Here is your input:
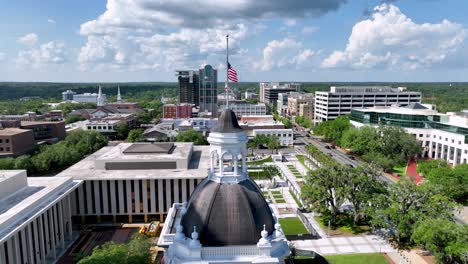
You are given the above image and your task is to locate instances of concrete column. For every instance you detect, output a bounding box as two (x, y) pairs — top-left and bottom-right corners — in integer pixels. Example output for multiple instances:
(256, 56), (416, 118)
(67, 195), (73, 241)
(126, 180), (132, 215)
(174, 179), (179, 203)
(43, 209), (50, 255)
(49, 208), (57, 259)
(78, 184), (85, 215)
(27, 224), (35, 264)
(181, 179), (187, 203)
(0, 243), (6, 264)
(165, 180), (172, 212)
(118, 180), (124, 214)
(33, 219), (40, 262)
(134, 180), (140, 214)
(189, 179), (195, 194)
(102, 180), (109, 214)
(158, 180), (164, 213)
(6, 238), (16, 264)
(58, 201), (65, 248)
(71, 189), (78, 216)
(150, 180), (156, 213)
(234, 158), (238, 175)
(242, 155), (247, 173)
(219, 157), (224, 175)
(110, 180), (117, 215)
(38, 216), (46, 264)
(85, 181), (93, 214)
(93, 181), (101, 215)
(142, 180), (148, 214)
(13, 234), (21, 264)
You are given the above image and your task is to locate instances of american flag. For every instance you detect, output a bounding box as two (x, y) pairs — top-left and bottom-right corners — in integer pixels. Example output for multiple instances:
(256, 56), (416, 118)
(228, 62), (238, 82)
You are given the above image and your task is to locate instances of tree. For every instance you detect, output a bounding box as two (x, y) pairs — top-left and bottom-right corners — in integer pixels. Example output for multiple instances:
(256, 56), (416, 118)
(247, 140), (257, 156)
(252, 134), (269, 148)
(412, 218), (468, 264)
(302, 165), (346, 225)
(176, 129), (207, 145)
(115, 122), (130, 140)
(421, 162), (468, 203)
(417, 159), (449, 176)
(127, 129), (145, 143)
(342, 165), (385, 224)
(313, 115), (351, 145)
(368, 178), (456, 248)
(65, 115), (85, 124)
(266, 135), (281, 154)
(136, 112), (152, 124)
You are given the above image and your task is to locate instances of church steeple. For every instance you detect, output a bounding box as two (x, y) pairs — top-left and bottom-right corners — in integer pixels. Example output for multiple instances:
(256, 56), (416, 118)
(97, 85), (105, 106)
(117, 85), (122, 103)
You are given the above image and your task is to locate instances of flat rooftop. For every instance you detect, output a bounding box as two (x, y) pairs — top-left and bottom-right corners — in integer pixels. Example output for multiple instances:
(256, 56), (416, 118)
(56, 144), (211, 180)
(96, 142), (191, 162)
(0, 170), (81, 243)
(0, 128), (31, 136)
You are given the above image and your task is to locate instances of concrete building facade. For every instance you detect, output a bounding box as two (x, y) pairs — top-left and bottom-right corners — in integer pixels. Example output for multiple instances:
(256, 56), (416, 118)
(0, 128), (35, 157)
(315, 86), (422, 123)
(287, 93), (314, 117)
(253, 128), (294, 146)
(229, 103), (267, 118)
(259, 82), (301, 104)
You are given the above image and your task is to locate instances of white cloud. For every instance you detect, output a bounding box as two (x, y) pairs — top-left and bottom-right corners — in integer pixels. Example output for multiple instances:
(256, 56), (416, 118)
(302, 26), (319, 34)
(284, 19), (297, 27)
(16, 41), (67, 69)
(322, 4), (467, 70)
(78, 0), (345, 72)
(18, 33), (38, 46)
(254, 38), (315, 71)
(47, 19), (56, 24)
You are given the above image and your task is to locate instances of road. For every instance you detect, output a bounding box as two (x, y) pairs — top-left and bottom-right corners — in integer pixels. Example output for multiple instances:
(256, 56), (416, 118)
(293, 129), (395, 184)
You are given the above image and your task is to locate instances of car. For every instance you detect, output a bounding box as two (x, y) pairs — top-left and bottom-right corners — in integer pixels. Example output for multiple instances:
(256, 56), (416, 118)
(330, 145), (336, 149)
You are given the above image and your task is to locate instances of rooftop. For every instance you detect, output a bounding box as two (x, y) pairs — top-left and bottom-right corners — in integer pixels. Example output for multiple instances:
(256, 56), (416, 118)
(0, 170), (81, 243)
(327, 86), (421, 94)
(0, 128), (31, 136)
(353, 104), (438, 115)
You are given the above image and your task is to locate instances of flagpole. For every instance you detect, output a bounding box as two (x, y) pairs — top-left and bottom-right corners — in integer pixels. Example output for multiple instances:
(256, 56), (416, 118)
(226, 34), (229, 109)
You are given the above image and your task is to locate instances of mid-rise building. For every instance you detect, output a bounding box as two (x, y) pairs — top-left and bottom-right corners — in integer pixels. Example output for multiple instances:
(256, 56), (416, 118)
(56, 142), (210, 223)
(350, 103), (468, 165)
(199, 65), (218, 115)
(243, 90), (259, 100)
(163, 104), (193, 119)
(299, 102), (314, 120)
(315, 86), (421, 123)
(259, 82), (301, 104)
(253, 128), (294, 146)
(21, 121), (66, 141)
(0, 170), (81, 264)
(0, 128), (35, 157)
(276, 92), (291, 115)
(229, 103), (267, 118)
(62, 90), (76, 101)
(176, 70), (200, 107)
(287, 93), (314, 116)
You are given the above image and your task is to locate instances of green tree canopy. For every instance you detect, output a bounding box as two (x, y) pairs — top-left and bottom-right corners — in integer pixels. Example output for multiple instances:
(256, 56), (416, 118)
(127, 129), (145, 143)
(175, 129), (207, 145)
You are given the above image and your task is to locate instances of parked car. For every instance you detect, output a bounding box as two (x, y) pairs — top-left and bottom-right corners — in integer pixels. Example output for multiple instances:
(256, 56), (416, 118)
(330, 145), (336, 149)
(324, 145), (331, 149)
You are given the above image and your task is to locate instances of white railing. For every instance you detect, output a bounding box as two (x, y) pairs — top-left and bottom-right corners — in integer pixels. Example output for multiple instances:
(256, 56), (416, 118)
(201, 246), (261, 258)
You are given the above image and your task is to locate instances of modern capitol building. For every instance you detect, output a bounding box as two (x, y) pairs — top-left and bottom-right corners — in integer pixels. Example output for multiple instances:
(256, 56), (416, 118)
(158, 109), (290, 263)
(350, 103), (468, 165)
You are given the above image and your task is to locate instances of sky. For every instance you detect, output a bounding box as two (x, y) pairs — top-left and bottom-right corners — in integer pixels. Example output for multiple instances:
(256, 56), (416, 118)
(1, 0), (468, 82)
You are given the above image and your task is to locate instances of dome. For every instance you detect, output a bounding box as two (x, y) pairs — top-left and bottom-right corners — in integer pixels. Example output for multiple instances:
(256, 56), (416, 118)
(180, 178), (275, 246)
(211, 109), (243, 133)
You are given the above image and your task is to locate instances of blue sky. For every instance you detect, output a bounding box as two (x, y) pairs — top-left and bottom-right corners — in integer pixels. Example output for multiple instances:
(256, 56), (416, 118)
(1, 0), (468, 82)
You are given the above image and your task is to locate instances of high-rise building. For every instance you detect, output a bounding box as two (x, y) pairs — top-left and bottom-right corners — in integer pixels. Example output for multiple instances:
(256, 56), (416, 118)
(199, 65), (218, 115)
(259, 82), (301, 104)
(176, 70), (199, 107)
(287, 93), (314, 116)
(314, 86), (422, 123)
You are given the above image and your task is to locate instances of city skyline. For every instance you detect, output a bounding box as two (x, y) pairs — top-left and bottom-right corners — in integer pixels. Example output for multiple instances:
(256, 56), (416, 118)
(1, 0), (468, 82)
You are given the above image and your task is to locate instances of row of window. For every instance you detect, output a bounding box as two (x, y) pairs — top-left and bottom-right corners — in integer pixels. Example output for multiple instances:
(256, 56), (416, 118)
(0, 138), (10, 143)
(0, 147), (11, 152)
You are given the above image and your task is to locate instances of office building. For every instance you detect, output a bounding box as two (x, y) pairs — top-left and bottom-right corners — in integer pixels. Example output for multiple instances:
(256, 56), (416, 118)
(199, 65), (218, 115)
(259, 82), (301, 104)
(243, 90), (259, 100)
(62, 90), (76, 101)
(21, 121), (66, 141)
(0, 170), (81, 264)
(0, 128), (35, 157)
(163, 104), (193, 119)
(56, 142), (210, 223)
(253, 129), (294, 146)
(158, 109), (289, 263)
(287, 93), (314, 117)
(299, 102), (314, 120)
(315, 86), (421, 123)
(229, 102), (267, 118)
(350, 103), (468, 165)
(276, 92), (291, 115)
(176, 70), (199, 107)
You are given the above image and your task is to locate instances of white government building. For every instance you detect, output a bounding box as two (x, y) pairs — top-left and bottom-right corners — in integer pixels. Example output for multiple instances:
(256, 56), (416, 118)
(158, 109), (290, 263)
(0, 171), (81, 264)
(350, 104), (468, 166)
(315, 86), (422, 123)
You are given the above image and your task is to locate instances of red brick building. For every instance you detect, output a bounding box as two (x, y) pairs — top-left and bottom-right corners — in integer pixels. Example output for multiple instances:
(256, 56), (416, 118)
(163, 104), (193, 119)
(0, 128), (35, 157)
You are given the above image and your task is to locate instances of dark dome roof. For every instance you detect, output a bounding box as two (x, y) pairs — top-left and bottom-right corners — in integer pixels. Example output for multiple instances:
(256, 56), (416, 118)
(211, 109), (243, 133)
(180, 178), (275, 246)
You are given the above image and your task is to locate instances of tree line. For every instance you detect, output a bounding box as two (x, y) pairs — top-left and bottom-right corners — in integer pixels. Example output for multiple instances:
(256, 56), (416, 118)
(0, 130), (107, 175)
(314, 116), (422, 171)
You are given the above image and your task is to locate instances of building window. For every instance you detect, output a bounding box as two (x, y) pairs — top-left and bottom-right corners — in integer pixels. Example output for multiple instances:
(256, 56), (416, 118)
(0, 139), (2, 143)
(419, 134), (423, 137)
(452, 139), (454, 143)
(0, 147), (3, 151)
(5, 139), (9, 143)
(6, 147), (10, 151)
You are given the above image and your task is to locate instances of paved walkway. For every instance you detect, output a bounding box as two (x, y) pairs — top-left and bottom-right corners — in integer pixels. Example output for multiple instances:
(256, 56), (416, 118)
(406, 158), (423, 184)
(293, 235), (395, 255)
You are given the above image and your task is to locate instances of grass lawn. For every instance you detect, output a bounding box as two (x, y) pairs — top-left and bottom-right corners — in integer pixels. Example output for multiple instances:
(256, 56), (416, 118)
(392, 164), (407, 176)
(272, 194), (284, 199)
(271, 190), (281, 194)
(279, 217), (308, 235)
(291, 254), (389, 264)
(316, 216), (370, 235)
(296, 154), (315, 171)
(246, 156), (273, 165)
(326, 253), (390, 264)
(248, 170), (272, 180)
(275, 198), (286, 203)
